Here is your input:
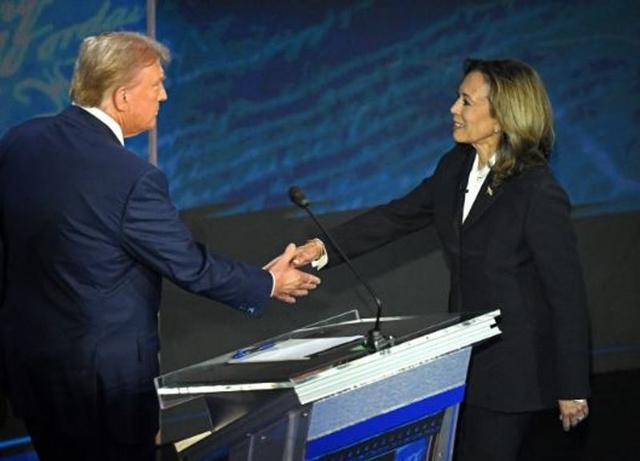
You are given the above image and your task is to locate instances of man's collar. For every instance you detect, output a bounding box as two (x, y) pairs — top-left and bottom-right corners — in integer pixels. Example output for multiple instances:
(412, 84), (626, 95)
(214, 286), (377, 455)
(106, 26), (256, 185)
(73, 103), (125, 146)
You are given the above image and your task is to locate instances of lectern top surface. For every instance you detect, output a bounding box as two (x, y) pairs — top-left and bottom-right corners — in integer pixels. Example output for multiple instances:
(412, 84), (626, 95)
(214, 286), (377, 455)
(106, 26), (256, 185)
(155, 312), (462, 391)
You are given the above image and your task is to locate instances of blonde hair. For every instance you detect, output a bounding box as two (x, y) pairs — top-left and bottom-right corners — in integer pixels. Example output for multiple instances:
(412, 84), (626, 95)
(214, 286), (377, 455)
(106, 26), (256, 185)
(69, 31), (170, 107)
(463, 59), (555, 187)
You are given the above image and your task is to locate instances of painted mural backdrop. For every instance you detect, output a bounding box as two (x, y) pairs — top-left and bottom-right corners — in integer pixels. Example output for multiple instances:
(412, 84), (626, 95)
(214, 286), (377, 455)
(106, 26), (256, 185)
(157, 0), (640, 216)
(2, 1), (639, 217)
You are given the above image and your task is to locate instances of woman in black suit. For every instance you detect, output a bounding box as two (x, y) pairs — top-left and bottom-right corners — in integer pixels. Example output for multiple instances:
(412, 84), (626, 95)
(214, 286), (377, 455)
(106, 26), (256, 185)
(289, 59), (591, 460)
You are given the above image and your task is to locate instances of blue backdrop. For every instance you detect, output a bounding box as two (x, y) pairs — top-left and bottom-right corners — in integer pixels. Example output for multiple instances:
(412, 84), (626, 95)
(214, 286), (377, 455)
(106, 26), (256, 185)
(156, 0), (640, 216)
(2, 0), (639, 217)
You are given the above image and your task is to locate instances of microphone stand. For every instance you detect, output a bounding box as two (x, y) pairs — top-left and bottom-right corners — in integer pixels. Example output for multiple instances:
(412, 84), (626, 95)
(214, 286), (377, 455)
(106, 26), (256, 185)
(289, 187), (393, 352)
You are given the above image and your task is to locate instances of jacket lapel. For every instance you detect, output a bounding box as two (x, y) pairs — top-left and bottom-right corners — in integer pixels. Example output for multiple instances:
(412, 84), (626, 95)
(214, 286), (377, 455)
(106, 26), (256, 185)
(463, 171), (504, 229)
(451, 150), (475, 236)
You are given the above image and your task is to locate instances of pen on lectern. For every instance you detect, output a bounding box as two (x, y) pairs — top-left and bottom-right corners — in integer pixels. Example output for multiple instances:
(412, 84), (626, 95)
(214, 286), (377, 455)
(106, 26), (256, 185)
(231, 341), (276, 360)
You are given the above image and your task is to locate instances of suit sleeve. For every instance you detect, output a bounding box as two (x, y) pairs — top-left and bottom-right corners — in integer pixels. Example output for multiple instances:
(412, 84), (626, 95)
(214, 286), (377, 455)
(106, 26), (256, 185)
(525, 177), (591, 398)
(121, 168), (272, 315)
(326, 169), (439, 266)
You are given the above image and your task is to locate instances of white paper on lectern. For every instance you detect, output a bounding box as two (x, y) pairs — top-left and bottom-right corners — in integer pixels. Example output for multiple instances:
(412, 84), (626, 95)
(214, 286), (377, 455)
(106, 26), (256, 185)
(227, 336), (363, 363)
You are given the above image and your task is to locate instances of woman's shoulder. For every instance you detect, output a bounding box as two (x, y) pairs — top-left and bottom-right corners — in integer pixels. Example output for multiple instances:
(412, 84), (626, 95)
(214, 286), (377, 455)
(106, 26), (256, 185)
(508, 164), (571, 206)
(511, 162), (558, 186)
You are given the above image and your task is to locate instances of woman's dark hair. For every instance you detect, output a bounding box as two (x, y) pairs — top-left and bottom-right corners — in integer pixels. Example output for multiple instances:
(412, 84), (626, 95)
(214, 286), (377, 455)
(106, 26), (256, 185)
(464, 59), (555, 187)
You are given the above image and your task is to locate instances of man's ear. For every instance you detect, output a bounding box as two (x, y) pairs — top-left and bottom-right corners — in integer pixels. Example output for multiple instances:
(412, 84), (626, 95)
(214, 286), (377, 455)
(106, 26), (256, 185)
(112, 87), (128, 112)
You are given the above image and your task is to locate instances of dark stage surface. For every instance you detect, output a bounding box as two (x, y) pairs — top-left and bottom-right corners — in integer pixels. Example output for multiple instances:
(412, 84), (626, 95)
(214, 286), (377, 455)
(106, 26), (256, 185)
(1, 368), (639, 460)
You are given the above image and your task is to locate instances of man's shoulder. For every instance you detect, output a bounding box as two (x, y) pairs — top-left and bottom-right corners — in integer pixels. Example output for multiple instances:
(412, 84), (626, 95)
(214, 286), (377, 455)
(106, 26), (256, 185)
(89, 139), (155, 184)
(2, 107), (100, 147)
(56, 106), (153, 172)
(112, 148), (156, 179)
(1, 113), (57, 143)
(0, 114), (62, 165)
(2, 108), (154, 180)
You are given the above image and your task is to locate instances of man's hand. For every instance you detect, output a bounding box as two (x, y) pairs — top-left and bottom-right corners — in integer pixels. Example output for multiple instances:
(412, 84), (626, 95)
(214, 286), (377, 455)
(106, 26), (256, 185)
(558, 399), (589, 431)
(267, 243), (321, 303)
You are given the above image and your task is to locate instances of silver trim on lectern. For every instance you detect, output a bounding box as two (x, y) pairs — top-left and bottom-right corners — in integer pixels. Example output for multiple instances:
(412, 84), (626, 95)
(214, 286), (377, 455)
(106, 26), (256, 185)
(292, 310), (500, 404)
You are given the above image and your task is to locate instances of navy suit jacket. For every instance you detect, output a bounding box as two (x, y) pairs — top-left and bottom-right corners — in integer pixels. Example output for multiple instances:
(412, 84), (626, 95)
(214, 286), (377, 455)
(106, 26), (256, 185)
(324, 143), (591, 412)
(0, 106), (272, 441)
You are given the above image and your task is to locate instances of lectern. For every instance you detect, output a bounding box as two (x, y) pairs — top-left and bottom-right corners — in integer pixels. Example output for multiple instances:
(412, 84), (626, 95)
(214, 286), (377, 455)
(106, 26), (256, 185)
(155, 310), (500, 460)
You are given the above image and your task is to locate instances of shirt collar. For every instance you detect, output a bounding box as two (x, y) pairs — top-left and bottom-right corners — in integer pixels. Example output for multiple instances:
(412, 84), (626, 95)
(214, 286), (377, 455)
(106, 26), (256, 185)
(74, 104), (125, 146)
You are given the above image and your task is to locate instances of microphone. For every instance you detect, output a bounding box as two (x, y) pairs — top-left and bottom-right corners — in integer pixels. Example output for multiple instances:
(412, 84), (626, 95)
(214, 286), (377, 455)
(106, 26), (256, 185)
(288, 186), (309, 208)
(288, 186), (393, 352)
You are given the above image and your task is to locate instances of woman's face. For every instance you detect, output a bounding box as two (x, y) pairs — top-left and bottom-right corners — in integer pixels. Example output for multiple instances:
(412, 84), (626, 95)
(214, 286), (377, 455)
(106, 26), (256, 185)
(450, 71), (501, 157)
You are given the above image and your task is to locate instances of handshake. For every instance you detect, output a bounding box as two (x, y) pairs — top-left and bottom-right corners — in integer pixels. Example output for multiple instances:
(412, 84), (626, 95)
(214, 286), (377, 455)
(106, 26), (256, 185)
(264, 240), (326, 304)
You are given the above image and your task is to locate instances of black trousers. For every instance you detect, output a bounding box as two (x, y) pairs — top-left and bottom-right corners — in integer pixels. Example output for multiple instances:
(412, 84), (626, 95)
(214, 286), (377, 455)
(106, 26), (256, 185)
(24, 418), (156, 461)
(454, 404), (534, 461)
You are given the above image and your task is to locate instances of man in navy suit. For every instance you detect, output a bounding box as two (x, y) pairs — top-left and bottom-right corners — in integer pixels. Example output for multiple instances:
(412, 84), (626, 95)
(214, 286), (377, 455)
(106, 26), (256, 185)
(0, 31), (320, 461)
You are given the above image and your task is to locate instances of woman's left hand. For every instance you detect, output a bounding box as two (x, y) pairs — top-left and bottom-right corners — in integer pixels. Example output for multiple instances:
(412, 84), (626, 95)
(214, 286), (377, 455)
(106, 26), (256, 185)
(558, 399), (589, 431)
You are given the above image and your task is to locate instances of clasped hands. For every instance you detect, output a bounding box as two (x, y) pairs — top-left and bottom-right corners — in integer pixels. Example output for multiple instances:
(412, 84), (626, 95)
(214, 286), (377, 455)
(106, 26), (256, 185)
(265, 242), (323, 303)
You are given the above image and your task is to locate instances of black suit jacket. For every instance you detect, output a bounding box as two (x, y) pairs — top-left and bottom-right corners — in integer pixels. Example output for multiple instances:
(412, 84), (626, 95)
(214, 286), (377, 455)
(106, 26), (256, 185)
(0, 106), (272, 441)
(325, 143), (590, 412)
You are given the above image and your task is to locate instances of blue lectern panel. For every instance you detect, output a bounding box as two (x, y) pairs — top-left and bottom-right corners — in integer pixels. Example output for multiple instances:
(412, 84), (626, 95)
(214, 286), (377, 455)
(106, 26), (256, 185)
(311, 413), (441, 461)
(305, 386), (464, 460)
